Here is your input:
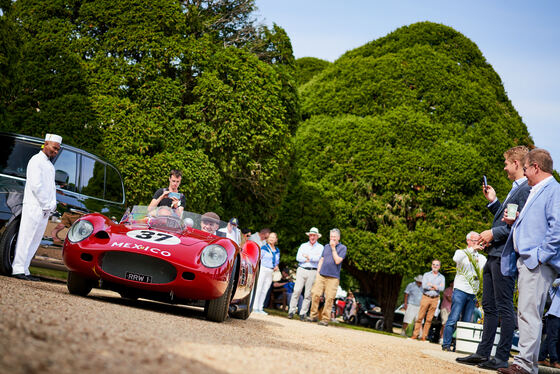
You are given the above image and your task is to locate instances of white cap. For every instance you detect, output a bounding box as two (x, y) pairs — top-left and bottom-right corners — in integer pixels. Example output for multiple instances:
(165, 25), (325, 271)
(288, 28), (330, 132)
(45, 133), (62, 144)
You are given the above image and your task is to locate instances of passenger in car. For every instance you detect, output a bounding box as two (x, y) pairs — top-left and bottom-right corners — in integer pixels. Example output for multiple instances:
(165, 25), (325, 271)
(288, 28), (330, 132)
(201, 212), (225, 237)
(12, 134), (62, 281)
(148, 170), (186, 217)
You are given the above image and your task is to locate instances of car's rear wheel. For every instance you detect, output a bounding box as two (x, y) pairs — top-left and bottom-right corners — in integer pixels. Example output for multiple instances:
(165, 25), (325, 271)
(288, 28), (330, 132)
(67, 271), (94, 296)
(231, 262), (259, 320)
(205, 259), (238, 322)
(0, 218), (20, 275)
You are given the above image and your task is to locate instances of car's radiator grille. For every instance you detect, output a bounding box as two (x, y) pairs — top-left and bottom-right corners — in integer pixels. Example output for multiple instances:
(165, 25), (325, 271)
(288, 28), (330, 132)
(101, 251), (177, 284)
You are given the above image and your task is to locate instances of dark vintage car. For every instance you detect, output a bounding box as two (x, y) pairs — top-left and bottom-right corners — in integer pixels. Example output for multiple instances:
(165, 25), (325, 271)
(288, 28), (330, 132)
(63, 206), (260, 322)
(0, 132), (126, 274)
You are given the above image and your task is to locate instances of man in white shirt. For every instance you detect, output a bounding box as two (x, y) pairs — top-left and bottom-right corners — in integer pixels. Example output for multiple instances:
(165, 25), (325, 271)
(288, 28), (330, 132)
(12, 134), (62, 281)
(442, 231), (487, 351)
(288, 227), (323, 320)
(218, 218), (241, 244)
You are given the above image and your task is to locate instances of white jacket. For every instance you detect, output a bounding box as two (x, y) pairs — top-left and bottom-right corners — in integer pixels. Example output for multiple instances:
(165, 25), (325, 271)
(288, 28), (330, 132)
(23, 151), (56, 212)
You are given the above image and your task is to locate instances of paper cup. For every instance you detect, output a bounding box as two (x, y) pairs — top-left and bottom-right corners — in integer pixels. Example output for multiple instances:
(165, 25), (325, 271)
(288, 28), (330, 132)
(507, 203), (518, 219)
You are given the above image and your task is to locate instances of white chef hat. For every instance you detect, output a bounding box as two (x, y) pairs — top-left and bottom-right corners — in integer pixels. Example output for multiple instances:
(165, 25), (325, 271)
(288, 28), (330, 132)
(45, 133), (62, 144)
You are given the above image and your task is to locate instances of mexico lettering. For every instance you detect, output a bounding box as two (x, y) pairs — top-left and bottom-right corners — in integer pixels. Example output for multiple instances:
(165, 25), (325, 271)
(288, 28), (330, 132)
(111, 241), (171, 257)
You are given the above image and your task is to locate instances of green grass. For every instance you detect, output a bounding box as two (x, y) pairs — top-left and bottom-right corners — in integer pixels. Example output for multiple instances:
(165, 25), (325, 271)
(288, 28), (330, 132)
(30, 266), (67, 281)
(263, 307), (405, 337)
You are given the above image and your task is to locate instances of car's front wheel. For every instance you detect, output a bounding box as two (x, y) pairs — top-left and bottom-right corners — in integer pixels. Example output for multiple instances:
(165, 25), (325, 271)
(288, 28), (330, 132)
(67, 271), (94, 296)
(205, 259), (238, 322)
(0, 218), (20, 275)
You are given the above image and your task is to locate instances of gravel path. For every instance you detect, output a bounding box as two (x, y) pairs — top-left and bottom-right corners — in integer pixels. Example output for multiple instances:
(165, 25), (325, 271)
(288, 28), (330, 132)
(0, 276), (490, 374)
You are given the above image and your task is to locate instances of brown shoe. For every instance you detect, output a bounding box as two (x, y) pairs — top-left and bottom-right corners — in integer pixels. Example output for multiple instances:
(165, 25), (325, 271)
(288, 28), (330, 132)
(497, 364), (530, 374)
(552, 362), (560, 369)
(537, 360), (550, 367)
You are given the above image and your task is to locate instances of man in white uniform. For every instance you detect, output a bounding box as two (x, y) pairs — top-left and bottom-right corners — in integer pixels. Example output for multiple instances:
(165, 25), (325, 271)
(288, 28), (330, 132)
(12, 134), (61, 281)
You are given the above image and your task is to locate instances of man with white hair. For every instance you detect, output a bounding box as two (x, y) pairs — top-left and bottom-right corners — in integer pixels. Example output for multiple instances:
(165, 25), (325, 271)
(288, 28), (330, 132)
(441, 231), (487, 351)
(12, 134), (62, 281)
(288, 227), (323, 320)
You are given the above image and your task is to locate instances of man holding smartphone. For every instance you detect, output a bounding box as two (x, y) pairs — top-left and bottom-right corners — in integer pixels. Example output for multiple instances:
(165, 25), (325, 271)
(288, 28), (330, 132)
(148, 169), (186, 217)
(457, 146), (531, 370)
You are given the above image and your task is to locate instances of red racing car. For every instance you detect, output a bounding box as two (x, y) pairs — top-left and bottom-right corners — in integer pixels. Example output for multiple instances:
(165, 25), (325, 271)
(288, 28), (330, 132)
(62, 206), (260, 322)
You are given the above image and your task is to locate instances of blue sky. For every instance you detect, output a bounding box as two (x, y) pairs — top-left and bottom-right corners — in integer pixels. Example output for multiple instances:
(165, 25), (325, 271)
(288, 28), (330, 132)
(255, 0), (560, 169)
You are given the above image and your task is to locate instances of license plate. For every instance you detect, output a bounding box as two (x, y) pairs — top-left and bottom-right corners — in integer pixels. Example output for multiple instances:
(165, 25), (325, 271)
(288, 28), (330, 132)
(125, 271), (152, 283)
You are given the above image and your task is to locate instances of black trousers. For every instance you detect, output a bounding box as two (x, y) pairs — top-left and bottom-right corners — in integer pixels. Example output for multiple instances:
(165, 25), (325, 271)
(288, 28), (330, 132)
(476, 255), (516, 361)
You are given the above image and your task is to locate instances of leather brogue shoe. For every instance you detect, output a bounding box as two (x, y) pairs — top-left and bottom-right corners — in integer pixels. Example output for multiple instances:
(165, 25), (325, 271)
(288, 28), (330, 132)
(497, 363), (530, 374)
(456, 353), (489, 365)
(477, 358), (508, 370)
(26, 275), (41, 282)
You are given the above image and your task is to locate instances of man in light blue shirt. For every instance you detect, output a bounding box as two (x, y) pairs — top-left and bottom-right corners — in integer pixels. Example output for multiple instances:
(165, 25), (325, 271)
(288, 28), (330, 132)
(411, 259), (445, 340)
(401, 275), (423, 335)
(288, 227), (323, 320)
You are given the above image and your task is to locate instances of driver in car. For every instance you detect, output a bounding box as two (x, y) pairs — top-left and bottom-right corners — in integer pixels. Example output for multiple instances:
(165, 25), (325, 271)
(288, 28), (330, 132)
(201, 212), (226, 237)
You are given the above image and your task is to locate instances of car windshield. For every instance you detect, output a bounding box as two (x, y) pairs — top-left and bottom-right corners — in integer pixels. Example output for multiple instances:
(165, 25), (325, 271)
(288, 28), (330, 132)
(120, 206), (228, 235)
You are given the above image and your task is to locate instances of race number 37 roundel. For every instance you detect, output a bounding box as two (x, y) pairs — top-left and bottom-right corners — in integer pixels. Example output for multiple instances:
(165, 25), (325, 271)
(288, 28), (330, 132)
(126, 230), (181, 245)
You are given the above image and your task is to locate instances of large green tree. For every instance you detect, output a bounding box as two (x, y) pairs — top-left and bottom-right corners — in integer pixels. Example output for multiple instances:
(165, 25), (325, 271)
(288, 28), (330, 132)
(281, 22), (532, 330)
(0, 0), (297, 220)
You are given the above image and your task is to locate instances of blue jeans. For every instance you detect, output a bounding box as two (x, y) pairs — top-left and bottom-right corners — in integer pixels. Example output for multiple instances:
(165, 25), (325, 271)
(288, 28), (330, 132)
(442, 288), (476, 348)
(538, 315), (560, 363)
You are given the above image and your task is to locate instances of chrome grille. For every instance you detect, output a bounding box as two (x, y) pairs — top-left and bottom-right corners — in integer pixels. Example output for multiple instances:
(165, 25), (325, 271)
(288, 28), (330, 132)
(101, 251), (177, 284)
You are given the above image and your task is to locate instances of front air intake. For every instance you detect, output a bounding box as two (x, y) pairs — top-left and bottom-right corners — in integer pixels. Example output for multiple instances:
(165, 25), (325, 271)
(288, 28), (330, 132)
(101, 251), (177, 284)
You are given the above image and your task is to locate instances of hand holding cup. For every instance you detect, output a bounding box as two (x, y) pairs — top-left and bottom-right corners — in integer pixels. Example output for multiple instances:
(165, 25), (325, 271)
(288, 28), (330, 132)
(502, 205), (519, 225)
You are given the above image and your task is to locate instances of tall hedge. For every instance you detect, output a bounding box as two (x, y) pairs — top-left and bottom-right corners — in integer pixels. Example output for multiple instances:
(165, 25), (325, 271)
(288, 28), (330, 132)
(281, 22), (532, 330)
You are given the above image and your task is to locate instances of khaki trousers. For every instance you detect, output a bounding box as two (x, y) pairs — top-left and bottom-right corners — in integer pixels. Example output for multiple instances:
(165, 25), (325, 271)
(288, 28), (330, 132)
(310, 274), (339, 322)
(412, 294), (439, 339)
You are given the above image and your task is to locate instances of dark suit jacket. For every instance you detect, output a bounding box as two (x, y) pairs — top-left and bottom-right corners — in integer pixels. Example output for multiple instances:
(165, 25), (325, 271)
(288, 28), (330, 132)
(486, 180), (531, 257)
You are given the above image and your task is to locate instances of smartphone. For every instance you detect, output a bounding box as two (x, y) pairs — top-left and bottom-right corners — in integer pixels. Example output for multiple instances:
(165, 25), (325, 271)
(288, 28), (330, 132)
(483, 175), (488, 189)
(168, 192), (181, 199)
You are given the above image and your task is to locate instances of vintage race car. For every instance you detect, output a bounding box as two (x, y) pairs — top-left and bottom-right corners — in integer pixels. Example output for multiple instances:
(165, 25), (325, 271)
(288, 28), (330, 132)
(62, 206), (260, 322)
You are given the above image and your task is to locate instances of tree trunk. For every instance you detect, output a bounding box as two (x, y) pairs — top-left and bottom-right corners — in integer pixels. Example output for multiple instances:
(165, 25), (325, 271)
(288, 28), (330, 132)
(344, 264), (402, 333)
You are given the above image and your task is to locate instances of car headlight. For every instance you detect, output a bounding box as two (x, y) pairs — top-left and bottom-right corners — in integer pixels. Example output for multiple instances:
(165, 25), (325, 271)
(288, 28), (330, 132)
(68, 220), (94, 243)
(200, 244), (228, 268)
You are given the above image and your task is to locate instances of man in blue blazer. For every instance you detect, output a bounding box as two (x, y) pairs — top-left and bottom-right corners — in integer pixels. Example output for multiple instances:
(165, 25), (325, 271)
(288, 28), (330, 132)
(457, 146), (531, 370)
(498, 149), (560, 374)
